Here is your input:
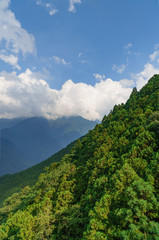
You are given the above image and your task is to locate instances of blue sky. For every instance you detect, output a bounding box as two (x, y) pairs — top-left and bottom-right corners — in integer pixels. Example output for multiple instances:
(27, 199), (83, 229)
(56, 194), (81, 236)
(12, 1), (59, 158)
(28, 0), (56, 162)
(0, 0), (159, 120)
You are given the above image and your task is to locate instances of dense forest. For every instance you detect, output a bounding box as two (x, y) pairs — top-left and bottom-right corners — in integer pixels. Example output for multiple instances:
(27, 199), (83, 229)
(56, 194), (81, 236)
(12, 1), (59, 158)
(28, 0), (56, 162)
(0, 75), (159, 239)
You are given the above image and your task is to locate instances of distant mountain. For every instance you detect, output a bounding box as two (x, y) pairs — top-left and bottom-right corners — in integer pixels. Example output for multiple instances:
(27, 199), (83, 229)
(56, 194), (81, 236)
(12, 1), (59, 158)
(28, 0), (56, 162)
(0, 118), (25, 129)
(0, 138), (24, 175)
(0, 140), (76, 206)
(0, 116), (97, 175)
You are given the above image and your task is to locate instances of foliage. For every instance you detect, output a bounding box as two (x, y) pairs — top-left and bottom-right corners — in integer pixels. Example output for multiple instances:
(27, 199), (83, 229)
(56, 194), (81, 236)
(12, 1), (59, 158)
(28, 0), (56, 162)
(0, 141), (76, 207)
(0, 75), (159, 239)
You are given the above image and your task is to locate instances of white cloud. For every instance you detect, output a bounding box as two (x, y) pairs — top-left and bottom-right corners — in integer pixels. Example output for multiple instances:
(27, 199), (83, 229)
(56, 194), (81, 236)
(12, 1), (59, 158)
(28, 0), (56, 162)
(112, 64), (126, 74)
(69, 0), (81, 12)
(0, 69), (132, 121)
(120, 79), (134, 88)
(132, 63), (159, 90)
(0, 0), (36, 55)
(0, 51), (21, 70)
(36, 0), (81, 14)
(0, 0), (36, 70)
(53, 56), (69, 65)
(149, 50), (159, 62)
(93, 73), (106, 81)
(36, 1), (58, 15)
(133, 47), (159, 89)
(49, 9), (58, 16)
(0, 0), (10, 10)
(0, 53), (20, 70)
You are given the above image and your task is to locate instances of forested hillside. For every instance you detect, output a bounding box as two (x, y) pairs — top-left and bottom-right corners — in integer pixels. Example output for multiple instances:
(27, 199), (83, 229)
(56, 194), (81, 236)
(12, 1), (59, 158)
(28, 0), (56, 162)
(0, 75), (158, 239)
(0, 140), (76, 207)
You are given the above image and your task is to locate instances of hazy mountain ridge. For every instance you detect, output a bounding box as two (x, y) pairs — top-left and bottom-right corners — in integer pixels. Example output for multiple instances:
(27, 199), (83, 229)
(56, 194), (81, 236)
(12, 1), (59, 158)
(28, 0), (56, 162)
(0, 118), (26, 130)
(0, 116), (97, 175)
(0, 75), (158, 239)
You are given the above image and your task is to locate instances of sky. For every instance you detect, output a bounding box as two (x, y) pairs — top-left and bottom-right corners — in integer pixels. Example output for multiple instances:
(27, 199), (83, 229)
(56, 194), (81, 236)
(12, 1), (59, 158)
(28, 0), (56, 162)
(0, 0), (159, 121)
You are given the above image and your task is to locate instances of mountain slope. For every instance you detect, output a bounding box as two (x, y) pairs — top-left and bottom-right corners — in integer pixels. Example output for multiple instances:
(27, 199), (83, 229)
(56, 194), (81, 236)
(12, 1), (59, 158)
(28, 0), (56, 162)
(0, 116), (97, 175)
(0, 75), (158, 239)
(0, 138), (24, 175)
(0, 118), (25, 130)
(0, 140), (76, 207)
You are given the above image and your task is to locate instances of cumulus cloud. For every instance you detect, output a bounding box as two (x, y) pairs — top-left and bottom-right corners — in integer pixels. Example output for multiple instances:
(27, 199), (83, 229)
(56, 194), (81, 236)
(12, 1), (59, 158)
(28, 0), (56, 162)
(69, 0), (82, 12)
(119, 79), (134, 88)
(0, 69), (132, 120)
(0, 52), (21, 70)
(133, 47), (159, 89)
(0, 0), (35, 55)
(132, 63), (159, 90)
(148, 45), (159, 63)
(149, 50), (159, 62)
(1, 60), (157, 121)
(0, 0), (36, 70)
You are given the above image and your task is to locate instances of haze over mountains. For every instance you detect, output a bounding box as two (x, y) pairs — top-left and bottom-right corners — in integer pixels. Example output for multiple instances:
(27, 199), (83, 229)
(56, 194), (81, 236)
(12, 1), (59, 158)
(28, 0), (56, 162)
(0, 116), (97, 176)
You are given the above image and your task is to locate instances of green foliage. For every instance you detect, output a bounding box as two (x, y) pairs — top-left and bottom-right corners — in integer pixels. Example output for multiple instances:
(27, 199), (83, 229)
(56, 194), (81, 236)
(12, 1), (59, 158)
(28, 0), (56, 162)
(0, 140), (75, 207)
(0, 75), (159, 239)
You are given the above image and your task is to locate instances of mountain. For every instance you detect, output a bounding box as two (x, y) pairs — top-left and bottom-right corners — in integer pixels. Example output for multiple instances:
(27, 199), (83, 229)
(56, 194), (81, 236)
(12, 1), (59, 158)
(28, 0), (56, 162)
(0, 140), (76, 207)
(0, 116), (97, 175)
(0, 75), (158, 239)
(0, 138), (24, 175)
(0, 118), (25, 130)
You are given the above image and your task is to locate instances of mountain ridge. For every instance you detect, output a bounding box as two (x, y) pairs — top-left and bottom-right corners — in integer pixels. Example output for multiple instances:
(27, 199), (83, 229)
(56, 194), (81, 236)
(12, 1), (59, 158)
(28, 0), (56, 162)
(0, 116), (97, 175)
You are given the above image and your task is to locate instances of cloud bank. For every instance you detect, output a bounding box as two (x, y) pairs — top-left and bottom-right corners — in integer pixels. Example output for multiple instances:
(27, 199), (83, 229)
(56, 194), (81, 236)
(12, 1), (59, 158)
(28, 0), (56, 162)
(0, 69), (132, 121)
(0, 59), (158, 121)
